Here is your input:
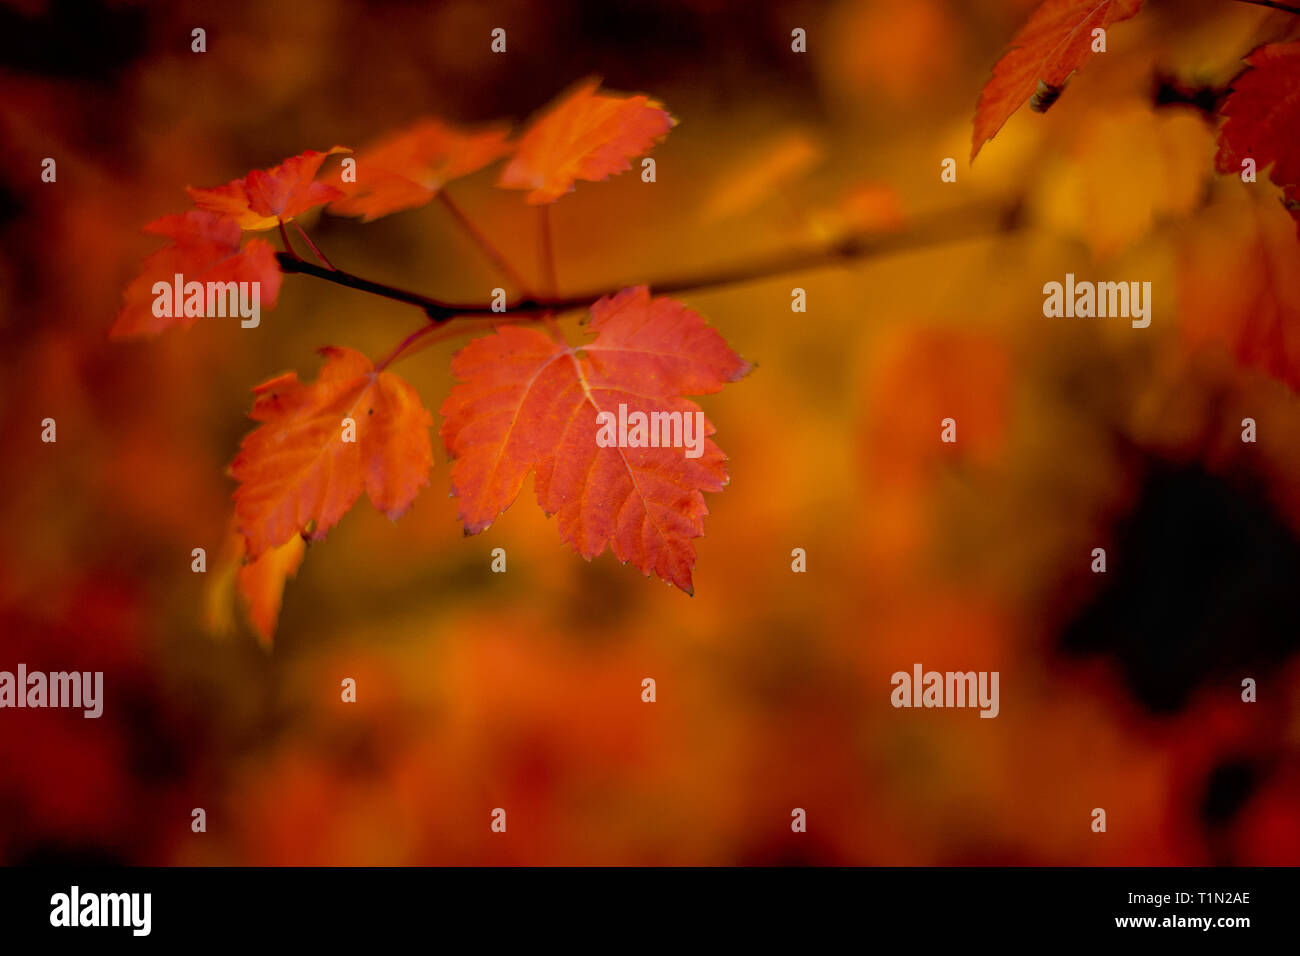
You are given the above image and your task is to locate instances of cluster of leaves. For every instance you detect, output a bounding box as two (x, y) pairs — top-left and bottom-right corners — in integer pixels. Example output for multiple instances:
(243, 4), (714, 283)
(115, 1), (1300, 642)
(973, 0), (1300, 235)
(973, 0), (1300, 386)
(113, 79), (747, 640)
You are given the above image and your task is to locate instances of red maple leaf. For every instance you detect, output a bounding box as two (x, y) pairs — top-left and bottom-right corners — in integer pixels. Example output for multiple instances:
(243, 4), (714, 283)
(189, 146), (351, 231)
(440, 287), (751, 594)
(497, 79), (675, 204)
(1216, 41), (1300, 230)
(109, 210), (282, 339)
(329, 119), (513, 222)
(971, 0), (1145, 160)
(232, 346), (434, 559)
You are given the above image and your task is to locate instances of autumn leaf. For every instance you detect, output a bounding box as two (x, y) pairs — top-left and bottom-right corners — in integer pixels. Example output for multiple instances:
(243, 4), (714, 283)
(205, 524), (306, 644)
(232, 346), (434, 559)
(700, 130), (823, 224)
(828, 183), (907, 237)
(497, 79), (675, 204)
(1029, 101), (1213, 257)
(109, 210), (283, 339)
(189, 146), (351, 231)
(1215, 41), (1300, 227)
(440, 287), (750, 593)
(1179, 189), (1300, 389)
(972, 0), (1145, 160)
(238, 533), (307, 644)
(328, 119), (513, 222)
(858, 326), (1010, 563)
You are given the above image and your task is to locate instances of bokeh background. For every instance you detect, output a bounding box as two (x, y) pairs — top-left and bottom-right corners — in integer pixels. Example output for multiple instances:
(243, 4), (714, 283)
(3, 0), (1300, 864)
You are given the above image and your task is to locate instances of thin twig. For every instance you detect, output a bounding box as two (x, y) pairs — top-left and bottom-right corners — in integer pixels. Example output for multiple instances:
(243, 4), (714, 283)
(275, 253), (504, 319)
(1229, 0), (1300, 14)
(276, 197), (1025, 326)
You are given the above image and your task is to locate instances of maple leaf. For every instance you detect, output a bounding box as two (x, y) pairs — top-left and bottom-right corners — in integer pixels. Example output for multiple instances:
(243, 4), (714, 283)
(1215, 41), (1300, 228)
(971, 0), (1145, 160)
(497, 79), (676, 204)
(188, 146), (351, 231)
(232, 346), (434, 559)
(109, 210), (283, 339)
(440, 287), (751, 593)
(328, 119), (514, 222)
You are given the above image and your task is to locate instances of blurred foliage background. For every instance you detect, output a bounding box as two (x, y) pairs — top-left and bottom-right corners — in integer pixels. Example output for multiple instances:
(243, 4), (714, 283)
(2, 0), (1299, 864)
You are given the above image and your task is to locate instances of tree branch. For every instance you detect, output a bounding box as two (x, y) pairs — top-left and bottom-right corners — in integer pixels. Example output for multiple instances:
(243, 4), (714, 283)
(1229, 0), (1300, 15)
(275, 197), (1025, 325)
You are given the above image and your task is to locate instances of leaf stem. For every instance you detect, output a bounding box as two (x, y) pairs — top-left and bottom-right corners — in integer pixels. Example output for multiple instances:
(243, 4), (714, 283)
(374, 319), (475, 372)
(537, 204), (567, 343)
(277, 219), (297, 257)
(436, 189), (533, 293)
(293, 221), (337, 271)
(539, 204), (559, 296)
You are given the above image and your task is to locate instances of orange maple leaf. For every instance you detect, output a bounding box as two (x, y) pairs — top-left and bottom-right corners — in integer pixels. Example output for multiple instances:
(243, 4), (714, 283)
(971, 0), (1144, 160)
(1216, 41), (1300, 228)
(329, 119), (513, 222)
(110, 211), (283, 339)
(497, 79), (675, 204)
(189, 146), (351, 231)
(440, 287), (751, 594)
(232, 346), (434, 559)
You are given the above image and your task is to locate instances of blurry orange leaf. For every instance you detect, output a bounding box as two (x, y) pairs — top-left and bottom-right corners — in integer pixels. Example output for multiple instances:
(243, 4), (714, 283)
(189, 146), (350, 231)
(858, 327), (1010, 563)
(232, 346), (434, 559)
(862, 326), (1011, 488)
(497, 80), (675, 204)
(972, 0), (1144, 160)
(701, 130), (823, 223)
(1031, 102), (1213, 257)
(329, 119), (514, 222)
(440, 287), (750, 593)
(1179, 192), (1300, 389)
(1215, 41), (1300, 227)
(109, 211), (282, 339)
(837, 183), (907, 234)
(238, 533), (307, 644)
